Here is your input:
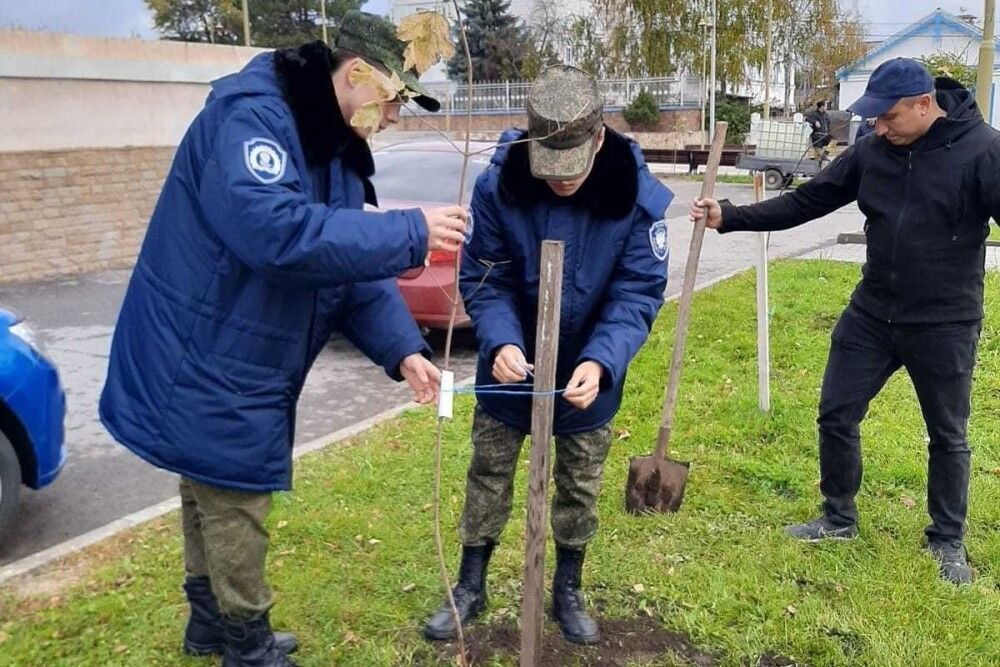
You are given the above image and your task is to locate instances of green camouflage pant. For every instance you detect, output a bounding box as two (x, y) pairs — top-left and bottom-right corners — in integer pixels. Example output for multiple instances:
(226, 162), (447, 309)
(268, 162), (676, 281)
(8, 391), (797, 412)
(460, 405), (613, 550)
(180, 477), (273, 619)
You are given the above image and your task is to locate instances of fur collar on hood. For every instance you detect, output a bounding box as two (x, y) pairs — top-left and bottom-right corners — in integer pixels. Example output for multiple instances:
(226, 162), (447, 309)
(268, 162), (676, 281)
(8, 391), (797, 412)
(498, 127), (639, 220)
(272, 41), (374, 179)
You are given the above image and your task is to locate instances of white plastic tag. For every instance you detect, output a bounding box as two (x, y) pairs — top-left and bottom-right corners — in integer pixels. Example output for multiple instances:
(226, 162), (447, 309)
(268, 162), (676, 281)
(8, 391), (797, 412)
(438, 370), (455, 419)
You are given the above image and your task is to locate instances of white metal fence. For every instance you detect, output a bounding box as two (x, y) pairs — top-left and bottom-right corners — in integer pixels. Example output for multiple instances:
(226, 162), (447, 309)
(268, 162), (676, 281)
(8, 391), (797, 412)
(416, 76), (704, 113)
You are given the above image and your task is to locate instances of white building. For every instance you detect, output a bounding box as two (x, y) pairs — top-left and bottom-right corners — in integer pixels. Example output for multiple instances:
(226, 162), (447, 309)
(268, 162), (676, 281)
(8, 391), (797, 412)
(836, 9), (1000, 127)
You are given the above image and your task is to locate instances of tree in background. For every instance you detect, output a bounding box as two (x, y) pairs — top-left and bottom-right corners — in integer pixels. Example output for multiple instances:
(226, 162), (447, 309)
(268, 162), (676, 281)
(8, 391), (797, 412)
(146, 0), (362, 47)
(146, 0), (242, 43)
(593, 0), (867, 101)
(447, 0), (530, 81)
(918, 52), (977, 89)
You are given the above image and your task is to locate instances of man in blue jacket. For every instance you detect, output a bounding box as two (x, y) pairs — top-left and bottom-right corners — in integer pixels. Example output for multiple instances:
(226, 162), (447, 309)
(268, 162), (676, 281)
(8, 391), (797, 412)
(100, 12), (467, 667)
(423, 66), (674, 644)
(692, 58), (1000, 585)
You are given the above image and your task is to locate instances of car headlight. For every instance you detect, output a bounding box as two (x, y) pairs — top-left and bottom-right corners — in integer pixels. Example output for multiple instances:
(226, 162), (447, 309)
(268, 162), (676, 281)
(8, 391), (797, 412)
(9, 320), (45, 354)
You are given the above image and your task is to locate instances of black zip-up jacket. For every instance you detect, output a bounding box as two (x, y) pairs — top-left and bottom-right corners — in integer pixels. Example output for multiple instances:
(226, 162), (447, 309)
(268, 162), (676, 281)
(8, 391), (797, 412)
(720, 78), (1000, 323)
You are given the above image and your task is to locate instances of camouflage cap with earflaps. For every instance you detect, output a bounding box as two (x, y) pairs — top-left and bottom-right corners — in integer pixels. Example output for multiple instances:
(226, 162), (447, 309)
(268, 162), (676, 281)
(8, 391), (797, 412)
(335, 10), (440, 112)
(527, 65), (605, 180)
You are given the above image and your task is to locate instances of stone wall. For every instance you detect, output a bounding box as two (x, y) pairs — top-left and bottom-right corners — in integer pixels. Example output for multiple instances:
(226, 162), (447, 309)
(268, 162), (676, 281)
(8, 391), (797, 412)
(0, 147), (174, 283)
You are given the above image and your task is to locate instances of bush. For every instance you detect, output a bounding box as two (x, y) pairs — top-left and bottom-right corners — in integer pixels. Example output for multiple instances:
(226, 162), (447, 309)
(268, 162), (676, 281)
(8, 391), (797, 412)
(623, 89), (660, 129)
(712, 99), (753, 145)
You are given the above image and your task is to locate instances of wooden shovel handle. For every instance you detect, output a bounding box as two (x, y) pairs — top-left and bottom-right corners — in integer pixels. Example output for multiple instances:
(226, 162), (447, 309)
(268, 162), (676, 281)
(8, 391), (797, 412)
(654, 122), (729, 462)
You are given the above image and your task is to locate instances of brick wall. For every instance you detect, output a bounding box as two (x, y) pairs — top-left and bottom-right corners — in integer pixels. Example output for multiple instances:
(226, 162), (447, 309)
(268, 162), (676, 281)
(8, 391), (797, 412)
(0, 147), (174, 284)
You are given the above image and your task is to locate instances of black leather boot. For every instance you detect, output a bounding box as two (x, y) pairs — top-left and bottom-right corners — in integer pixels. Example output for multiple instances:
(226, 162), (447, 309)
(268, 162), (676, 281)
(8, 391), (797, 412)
(182, 577), (297, 656)
(423, 542), (495, 640)
(551, 547), (599, 645)
(222, 613), (299, 667)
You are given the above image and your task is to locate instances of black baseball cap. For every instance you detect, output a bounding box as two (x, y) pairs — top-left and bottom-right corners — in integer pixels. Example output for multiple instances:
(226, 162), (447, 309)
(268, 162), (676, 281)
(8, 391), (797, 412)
(847, 57), (934, 119)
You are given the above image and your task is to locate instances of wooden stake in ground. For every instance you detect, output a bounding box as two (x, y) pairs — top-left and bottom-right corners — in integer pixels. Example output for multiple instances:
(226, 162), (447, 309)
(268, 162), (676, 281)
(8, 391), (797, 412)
(520, 241), (565, 666)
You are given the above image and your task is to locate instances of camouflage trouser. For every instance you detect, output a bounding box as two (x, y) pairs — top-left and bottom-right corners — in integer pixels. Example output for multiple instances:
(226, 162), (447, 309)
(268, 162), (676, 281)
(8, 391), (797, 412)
(460, 405), (613, 550)
(180, 477), (273, 619)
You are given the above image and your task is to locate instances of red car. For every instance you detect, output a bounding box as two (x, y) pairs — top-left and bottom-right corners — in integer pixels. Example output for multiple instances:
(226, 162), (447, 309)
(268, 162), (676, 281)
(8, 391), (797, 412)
(370, 140), (495, 329)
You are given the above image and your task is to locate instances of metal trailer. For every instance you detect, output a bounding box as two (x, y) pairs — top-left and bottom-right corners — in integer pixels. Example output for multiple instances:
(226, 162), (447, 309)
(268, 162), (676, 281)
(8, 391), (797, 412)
(735, 153), (820, 189)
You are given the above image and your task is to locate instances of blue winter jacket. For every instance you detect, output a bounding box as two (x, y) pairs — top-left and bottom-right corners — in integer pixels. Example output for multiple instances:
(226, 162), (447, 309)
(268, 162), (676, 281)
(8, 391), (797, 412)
(460, 128), (673, 434)
(100, 45), (430, 492)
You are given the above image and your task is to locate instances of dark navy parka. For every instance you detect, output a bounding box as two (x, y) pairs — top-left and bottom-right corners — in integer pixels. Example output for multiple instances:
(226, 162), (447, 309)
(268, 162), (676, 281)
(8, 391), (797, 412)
(100, 44), (430, 491)
(460, 128), (674, 434)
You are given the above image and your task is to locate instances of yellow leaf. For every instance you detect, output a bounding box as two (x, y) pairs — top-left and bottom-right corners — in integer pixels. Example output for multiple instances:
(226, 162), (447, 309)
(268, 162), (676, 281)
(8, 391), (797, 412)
(402, 583), (416, 593)
(348, 60), (403, 103)
(0, 631), (8, 644)
(632, 583), (645, 593)
(276, 520), (288, 530)
(397, 11), (454, 76)
(350, 101), (382, 134)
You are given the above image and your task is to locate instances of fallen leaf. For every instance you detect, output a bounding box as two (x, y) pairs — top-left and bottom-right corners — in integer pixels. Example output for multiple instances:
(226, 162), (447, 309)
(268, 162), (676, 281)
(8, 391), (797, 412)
(632, 583), (645, 593)
(397, 11), (455, 75)
(276, 520), (288, 530)
(786, 605), (797, 616)
(616, 429), (631, 441)
(835, 583), (845, 594)
(0, 631), (8, 644)
(343, 630), (360, 644)
(901, 495), (916, 509)
(402, 583), (416, 593)
(368, 538), (382, 545)
(990, 467), (1000, 476)
(114, 644), (128, 654)
(422, 503), (433, 511)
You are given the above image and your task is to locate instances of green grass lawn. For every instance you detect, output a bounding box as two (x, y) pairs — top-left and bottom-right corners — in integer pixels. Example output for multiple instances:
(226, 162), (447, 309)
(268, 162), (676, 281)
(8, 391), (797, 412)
(2, 261), (999, 666)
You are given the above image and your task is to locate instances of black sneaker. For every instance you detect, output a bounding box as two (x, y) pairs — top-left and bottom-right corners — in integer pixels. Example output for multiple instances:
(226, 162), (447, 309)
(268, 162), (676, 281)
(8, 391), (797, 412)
(785, 516), (858, 542)
(928, 540), (973, 585)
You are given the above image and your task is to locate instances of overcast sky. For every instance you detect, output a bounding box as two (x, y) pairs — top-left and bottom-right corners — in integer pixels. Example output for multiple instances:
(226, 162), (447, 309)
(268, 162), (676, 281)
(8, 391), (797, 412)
(0, 0), (992, 41)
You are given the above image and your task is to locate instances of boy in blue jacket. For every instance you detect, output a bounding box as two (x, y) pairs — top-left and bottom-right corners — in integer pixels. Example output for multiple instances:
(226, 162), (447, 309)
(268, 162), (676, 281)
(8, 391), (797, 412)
(424, 65), (673, 645)
(100, 12), (467, 667)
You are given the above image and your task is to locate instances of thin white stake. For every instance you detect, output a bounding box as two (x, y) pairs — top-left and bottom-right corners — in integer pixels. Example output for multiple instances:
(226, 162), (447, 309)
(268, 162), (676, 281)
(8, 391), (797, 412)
(754, 172), (771, 412)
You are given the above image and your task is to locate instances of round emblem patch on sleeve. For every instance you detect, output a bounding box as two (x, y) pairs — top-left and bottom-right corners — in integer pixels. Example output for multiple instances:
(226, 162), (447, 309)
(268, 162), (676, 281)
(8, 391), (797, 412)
(648, 219), (668, 261)
(243, 137), (287, 184)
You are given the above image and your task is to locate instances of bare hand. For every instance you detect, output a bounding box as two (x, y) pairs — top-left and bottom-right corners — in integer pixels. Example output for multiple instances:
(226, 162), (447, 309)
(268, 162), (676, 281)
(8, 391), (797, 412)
(689, 198), (723, 229)
(563, 361), (603, 410)
(422, 206), (469, 253)
(399, 353), (440, 405)
(492, 344), (533, 384)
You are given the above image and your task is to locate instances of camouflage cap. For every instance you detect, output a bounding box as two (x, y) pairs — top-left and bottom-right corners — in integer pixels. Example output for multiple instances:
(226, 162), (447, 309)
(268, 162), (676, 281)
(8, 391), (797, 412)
(527, 65), (604, 180)
(335, 10), (440, 112)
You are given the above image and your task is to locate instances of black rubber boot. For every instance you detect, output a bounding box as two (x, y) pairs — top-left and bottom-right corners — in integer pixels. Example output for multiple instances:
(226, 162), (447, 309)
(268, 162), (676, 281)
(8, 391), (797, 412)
(182, 577), (297, 657)
(221, 613), (299, 667)
(551, 547), (599, 645)
(423, 542), (495, 640)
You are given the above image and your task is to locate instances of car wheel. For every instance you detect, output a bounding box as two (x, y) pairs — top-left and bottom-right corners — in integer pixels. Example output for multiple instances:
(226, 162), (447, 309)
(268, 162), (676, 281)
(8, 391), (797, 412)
(764, 168), (784, 189)
(0, 432), (22, 541)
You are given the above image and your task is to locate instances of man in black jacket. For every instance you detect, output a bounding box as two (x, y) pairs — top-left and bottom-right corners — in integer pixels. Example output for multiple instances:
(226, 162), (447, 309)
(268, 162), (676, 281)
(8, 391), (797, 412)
(805, 99), (833, 161)
(691, 57), (999, 585)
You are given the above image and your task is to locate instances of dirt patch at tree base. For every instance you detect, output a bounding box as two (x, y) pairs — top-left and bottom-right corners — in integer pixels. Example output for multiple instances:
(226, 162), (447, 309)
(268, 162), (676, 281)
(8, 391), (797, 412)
(433, 615), (802, 666)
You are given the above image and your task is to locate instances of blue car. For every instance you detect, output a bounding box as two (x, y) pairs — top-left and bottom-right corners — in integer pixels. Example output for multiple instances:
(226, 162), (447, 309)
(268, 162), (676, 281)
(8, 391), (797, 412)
(0, 306), (66, 541)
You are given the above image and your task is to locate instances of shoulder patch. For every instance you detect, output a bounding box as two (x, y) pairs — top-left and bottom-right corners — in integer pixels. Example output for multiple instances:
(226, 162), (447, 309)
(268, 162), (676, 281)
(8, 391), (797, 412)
(243, 137), (287, 184)
(648, 219), (668, 261)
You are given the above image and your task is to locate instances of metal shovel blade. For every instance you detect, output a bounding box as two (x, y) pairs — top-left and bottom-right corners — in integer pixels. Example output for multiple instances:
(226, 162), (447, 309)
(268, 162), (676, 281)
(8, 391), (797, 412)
(625, 454), (690, 514)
